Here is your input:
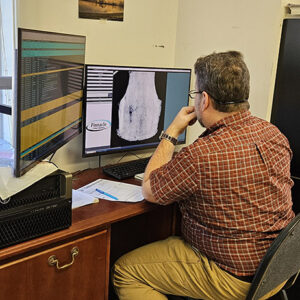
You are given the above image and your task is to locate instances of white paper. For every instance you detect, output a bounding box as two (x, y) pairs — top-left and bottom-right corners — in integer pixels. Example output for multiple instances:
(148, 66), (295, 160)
(0, 162), (58, 201)
(78, 178), (144, 203)
(134, 173), (144, 180)
(72, 189), (99, 209)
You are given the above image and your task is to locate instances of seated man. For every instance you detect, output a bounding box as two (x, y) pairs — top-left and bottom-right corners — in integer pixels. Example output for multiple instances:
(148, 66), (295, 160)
(112, 51), (295, 300)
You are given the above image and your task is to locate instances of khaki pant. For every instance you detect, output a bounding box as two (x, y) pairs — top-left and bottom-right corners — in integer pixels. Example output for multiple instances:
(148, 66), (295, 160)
(112, 236), (284, 300)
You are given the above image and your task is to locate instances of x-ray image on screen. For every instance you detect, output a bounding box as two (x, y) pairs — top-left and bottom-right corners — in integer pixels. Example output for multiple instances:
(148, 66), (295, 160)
(83, 65), (191, 157)
(117, 71), (162, 141)
(110, 70), (166, 148)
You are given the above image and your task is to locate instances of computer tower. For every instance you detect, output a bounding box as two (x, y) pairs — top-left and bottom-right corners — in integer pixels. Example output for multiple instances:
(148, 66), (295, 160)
(0, 170), (72, 249)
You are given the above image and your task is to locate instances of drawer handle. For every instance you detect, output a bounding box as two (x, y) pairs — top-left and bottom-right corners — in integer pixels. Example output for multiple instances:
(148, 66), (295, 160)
(48, 246), (79, 270)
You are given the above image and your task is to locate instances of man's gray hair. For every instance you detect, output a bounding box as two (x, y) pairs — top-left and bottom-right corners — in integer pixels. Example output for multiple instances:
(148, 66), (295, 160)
(194, 51), (250, 112)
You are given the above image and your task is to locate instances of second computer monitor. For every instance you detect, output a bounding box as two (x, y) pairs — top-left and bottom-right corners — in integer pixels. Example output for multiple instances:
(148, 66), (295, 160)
(15, 28), (86, 177)
(83, 65), (191, 157)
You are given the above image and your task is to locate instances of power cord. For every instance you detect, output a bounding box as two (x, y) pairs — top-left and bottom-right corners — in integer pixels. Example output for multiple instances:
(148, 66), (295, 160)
(116, 152), (142, 164)
(47, 151), (58, 168)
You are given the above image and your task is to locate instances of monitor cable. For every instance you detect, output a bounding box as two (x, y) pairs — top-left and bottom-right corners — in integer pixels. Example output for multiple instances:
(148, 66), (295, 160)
(116, 152), (143, 164)
(48, 151), (58, 169)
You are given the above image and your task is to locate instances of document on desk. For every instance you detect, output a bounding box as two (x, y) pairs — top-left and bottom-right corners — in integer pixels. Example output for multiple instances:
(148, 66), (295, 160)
(72, 189), (99, 209)
(78, 179), (144, 203)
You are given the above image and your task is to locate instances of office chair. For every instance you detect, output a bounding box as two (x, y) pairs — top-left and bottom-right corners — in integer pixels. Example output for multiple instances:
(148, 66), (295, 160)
(245, 213), (300, 300)
(170, 213), (300, 300)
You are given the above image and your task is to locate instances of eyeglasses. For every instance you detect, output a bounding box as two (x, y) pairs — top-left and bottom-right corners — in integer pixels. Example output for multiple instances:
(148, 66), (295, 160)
(189, 90), (203, 99)
(189, 89), (248, 104)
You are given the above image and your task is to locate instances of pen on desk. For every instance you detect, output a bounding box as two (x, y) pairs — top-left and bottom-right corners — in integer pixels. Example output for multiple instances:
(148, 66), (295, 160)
(95, 188), (119, 200)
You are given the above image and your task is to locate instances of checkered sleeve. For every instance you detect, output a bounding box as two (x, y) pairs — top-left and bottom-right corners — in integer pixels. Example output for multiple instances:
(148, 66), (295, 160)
(150, 147), (197, 205)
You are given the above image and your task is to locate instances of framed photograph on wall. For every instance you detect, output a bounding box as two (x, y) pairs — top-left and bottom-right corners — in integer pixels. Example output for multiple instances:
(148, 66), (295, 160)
(79, 0), (124, 21)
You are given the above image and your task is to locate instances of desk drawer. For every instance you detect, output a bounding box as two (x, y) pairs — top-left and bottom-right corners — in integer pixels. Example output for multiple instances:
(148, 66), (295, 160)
(0, 229), (110, 300)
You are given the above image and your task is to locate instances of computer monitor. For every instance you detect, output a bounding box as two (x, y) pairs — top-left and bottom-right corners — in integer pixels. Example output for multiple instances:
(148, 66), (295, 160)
(15, 28), (86, 177)
(82, 65), (191, 157)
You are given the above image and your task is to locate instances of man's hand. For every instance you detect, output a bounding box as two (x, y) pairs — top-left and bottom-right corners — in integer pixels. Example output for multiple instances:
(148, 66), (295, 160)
(165, 106), (197, 138)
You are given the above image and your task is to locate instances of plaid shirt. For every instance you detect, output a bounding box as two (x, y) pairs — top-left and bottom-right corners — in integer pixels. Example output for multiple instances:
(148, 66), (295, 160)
(150, 110), (295, 276)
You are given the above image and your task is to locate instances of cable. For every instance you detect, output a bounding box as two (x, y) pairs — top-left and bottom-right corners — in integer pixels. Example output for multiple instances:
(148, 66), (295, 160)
(116, 152), (129, 164)
(131, 152), (142, 159)
(48, 151), (56, 163)
(116, 152), (143, 164)
(45, 151), (59, 168)
(48, 161), (58, 169)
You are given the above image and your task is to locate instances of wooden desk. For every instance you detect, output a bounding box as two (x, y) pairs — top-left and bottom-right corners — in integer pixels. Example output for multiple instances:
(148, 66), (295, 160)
(0, 168), (177, 300)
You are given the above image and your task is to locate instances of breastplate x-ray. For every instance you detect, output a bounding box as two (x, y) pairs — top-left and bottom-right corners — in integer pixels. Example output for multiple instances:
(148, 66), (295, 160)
(117, 71), (162, 141)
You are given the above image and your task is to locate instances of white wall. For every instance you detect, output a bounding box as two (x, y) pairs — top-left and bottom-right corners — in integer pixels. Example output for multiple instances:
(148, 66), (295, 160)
(175, 0), (286, 142)
(18, 0), (179, 67)
(17, 0), (179, 172)
(17, 0), (293, 173)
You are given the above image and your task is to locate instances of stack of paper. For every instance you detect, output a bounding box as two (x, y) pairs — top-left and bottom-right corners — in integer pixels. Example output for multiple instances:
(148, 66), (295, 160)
(77, 178), (144, 203)
(0, 162), (58, 201)
(72, 189), (99, 209)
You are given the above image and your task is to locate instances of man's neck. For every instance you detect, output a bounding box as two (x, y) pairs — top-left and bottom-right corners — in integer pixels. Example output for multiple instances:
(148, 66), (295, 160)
(204, 110), (244, 128)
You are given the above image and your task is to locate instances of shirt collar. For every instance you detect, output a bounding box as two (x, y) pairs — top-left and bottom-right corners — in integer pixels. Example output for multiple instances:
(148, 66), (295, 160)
(200, 110), (251, 137)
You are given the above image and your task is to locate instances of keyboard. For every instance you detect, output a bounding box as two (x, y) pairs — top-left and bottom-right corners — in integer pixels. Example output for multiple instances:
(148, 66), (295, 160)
(102, 157), (151, 180)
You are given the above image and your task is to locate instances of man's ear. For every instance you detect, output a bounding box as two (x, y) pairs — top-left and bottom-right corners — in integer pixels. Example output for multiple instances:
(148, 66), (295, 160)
(201, 91), (210, 110)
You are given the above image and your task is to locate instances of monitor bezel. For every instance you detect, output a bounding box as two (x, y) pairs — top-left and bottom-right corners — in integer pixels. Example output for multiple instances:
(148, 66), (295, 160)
(15, 28), (86, 177)
(82, 64), (191, 158)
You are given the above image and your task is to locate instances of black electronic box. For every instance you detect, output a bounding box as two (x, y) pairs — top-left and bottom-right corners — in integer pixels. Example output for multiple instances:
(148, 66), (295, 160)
(0, 170), (72, 249)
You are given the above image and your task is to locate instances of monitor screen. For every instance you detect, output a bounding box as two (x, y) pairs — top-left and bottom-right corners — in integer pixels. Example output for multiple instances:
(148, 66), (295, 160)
(15, 28), (86, 177)
(82, 65), (191, 157)
(271, 19), (300, 178)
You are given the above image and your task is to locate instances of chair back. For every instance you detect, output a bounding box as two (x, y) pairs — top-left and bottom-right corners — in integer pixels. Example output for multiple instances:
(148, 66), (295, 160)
(246, 213), (300, 300)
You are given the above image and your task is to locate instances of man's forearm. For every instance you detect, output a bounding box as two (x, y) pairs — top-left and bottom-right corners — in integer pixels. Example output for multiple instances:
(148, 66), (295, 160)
(144, 139), (175, 181)
(142, 138), (175, 202)
(142, 106), (196, 202)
